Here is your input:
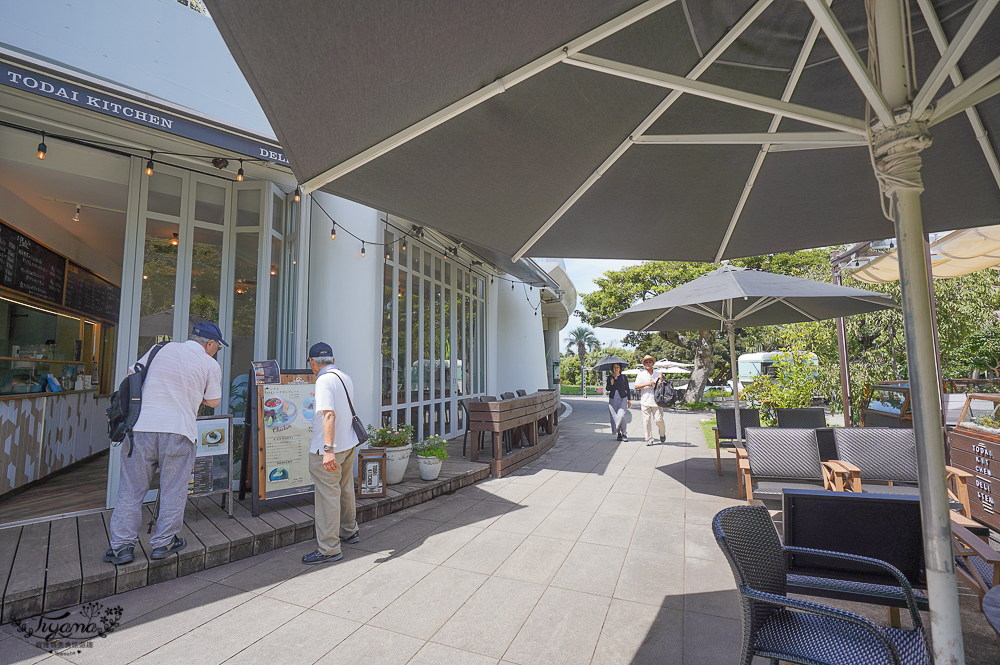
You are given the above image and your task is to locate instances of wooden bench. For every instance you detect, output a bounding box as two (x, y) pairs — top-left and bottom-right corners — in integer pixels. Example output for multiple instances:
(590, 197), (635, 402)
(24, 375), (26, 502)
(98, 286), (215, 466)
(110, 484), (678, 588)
(468, 390), (560, 477)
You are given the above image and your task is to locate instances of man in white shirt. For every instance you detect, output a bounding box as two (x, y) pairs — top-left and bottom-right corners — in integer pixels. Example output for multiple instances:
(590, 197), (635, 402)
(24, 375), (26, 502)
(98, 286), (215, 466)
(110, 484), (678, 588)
(302, 342), (361, 565)
(105, 322), (224, 564)
(635, 354), (666, 446)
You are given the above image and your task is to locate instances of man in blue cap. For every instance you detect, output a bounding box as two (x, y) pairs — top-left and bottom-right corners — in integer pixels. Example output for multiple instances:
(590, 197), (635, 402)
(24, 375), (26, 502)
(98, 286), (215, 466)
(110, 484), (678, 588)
(302, 342), (361, 564)
(104, 322), (226, 564)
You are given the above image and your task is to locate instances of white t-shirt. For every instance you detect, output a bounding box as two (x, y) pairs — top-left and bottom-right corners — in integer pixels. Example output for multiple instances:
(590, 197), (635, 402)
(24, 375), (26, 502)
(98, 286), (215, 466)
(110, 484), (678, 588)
(311, 365), (360, 454)
(636, 368), (662, 408)
(133, 340), (223, 443)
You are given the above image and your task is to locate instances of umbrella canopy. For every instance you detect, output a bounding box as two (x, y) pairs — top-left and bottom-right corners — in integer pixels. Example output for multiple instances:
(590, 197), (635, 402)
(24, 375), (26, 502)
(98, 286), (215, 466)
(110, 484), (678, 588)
(661, 366), (691, 374)
(592, 356), (631, 372)
(600, 264), (898, 331)
(204, 0), (1000, 263)
(653, 359), (694, 369)
(850, 224), (1000, 283)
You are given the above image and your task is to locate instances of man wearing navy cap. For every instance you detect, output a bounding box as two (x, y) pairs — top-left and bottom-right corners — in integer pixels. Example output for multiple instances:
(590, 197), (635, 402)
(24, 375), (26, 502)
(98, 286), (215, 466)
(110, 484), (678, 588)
(104, 322), (225, 564)
(302, 342), (361, 564)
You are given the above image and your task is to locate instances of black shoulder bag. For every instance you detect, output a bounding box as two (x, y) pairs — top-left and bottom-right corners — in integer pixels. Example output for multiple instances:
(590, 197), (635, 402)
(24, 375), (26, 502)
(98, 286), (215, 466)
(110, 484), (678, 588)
(331, 371), (370, 445)
(107, 341), (168, 457)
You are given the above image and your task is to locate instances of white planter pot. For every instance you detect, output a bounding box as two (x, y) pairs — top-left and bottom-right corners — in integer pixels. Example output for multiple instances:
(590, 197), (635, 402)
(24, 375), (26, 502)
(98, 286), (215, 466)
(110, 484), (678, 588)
(417, 455), (443, 481)
(383, 444), (412, 484)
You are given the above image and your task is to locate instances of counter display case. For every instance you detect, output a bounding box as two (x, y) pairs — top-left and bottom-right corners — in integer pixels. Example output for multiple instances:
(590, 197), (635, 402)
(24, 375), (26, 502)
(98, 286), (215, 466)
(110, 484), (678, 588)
(860, 382), (912, 428)
(949, 393), (1000, 530)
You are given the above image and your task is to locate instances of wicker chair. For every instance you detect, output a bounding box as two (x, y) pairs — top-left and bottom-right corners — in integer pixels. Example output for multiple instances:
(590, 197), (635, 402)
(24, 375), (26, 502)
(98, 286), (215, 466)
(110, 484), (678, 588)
(713, 407), (760, 480)
(516, 389), (527, 397)
(776, 407), (827, 428)
(831, 427), (972, 515)
(740, 428), (851, 502)
(713, 505), (929, 665)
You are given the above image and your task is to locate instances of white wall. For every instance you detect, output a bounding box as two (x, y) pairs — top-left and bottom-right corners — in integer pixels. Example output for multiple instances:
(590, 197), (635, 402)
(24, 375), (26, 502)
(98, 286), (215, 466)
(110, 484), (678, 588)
(493, 280), (548, 396)
(306, 192), (383, 430)
(0, 0), (272, 137)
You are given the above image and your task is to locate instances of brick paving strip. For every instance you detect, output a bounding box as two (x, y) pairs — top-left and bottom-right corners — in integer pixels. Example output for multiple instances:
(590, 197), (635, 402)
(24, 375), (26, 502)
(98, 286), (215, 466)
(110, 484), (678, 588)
(3, 396), (995, 664)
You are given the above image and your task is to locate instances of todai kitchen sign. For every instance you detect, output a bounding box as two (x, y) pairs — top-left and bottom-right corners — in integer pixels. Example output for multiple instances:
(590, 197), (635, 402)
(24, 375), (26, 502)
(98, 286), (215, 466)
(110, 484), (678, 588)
(3, 62), (290, 166)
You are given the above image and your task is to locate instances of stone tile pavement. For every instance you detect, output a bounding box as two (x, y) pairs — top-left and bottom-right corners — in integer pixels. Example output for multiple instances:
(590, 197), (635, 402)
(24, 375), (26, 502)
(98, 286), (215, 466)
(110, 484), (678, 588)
(5, 396), (991, 664)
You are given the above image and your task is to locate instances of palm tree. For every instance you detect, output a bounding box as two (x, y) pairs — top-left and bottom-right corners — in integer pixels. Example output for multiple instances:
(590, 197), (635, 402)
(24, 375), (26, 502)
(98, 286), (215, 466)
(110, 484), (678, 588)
(565, 326), (600, 397)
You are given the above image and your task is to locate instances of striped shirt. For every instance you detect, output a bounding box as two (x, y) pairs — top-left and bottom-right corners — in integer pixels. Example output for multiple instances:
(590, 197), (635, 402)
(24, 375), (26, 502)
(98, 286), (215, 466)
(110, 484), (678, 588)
(132, 340), (222, 443)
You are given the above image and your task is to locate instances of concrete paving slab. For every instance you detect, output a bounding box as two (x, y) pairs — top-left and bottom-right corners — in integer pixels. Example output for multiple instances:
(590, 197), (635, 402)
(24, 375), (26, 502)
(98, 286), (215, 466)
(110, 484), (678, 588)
(261, 548), (383, 607)
(440, 529), (526, 576)
(311, 557), (435, 623)
(369, 567), (486, 639)
(591, 599), (684, 665)
(223, 609), (360, 664)
(314, 624), (423, 665)
(408, 641), (500, 665)
(502, 586), (610, 665)
(493, 536), (574, 585)
(550, 541), (627, 597)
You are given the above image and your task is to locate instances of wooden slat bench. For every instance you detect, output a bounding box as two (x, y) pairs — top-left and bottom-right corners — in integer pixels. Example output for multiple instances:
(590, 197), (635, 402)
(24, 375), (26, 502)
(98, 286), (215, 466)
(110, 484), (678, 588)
(468, 389), (560, 477)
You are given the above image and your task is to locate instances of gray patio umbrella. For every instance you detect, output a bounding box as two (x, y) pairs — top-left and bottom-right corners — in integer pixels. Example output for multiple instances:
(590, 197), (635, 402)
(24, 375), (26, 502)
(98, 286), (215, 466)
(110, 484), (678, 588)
(597, 264), (897, 454)
(205, 0), (1000, 657)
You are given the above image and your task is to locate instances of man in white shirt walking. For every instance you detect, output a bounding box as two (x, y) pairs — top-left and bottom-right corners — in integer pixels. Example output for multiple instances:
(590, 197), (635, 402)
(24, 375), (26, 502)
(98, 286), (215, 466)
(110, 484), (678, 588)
(302, 342), (361, 565)
(635, 354), (666, 446)
(105, 322), (224, 564)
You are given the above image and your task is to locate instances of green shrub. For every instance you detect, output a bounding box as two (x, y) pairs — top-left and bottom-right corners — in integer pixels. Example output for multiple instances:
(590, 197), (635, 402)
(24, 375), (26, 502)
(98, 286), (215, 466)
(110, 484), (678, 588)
(703, 389), (726, 400)
(413, 435), (450, 460)
(677, 401), (714, 411)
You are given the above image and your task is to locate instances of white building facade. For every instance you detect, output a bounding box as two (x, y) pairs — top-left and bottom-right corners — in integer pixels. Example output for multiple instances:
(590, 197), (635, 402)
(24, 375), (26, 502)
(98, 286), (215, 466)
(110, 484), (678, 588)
(0, 0), (571, 509)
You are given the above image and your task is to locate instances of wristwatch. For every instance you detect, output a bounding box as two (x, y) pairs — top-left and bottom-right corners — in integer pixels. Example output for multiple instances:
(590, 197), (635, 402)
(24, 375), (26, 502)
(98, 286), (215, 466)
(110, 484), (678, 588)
(323, 445), (335, 452)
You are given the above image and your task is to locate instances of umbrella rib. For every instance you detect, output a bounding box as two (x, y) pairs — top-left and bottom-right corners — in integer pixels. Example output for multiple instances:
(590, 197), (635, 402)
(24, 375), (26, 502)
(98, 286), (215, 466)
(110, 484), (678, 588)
(510, 0), (775, 261)
(914, 0), (1000, 193)
(776, 298), (820, 321)
(640, 307), (676, 332)
(566, 54), (866, 135)
(800, 0), (894, 126)
(733, 296), (777, 321)
(713, 8), (826, 263)
(297, 0), (675, 194)
(929, 54), (1000, 122)
(912, 0), (1000, 117)
(634, 132), (865, 146)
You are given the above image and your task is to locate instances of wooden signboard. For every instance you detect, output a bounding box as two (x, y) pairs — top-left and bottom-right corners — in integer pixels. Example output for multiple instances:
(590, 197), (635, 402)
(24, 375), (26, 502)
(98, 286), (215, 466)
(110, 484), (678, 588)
(949, 429), (1000, 530)
(245, 369), (316, 516)
(357, 447), (386, 498)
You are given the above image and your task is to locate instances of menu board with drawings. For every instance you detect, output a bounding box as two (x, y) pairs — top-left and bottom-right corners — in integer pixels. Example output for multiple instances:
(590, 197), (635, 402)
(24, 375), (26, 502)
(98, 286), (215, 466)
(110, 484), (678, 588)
(0, 220), (66, 305)
(64, 262), (120, 321)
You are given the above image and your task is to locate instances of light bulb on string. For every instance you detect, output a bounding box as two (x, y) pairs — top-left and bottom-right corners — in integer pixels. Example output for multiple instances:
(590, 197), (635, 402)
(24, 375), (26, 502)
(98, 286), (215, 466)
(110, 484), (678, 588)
(36, 132), (47, 160)
(170, 232), (179, 246)
(270, 267), (277, 276)
(236, 159), (244, 182)
(330, 223), (336, 240)
(402, 238), (406, 252)
(72, 205), (80, 222)
(386, 247), (391, 260)
(293, 187), (301, 202)
(145, 151), (155, 176)
(512, 282), (515, 291)
(361, 242), (366, 258)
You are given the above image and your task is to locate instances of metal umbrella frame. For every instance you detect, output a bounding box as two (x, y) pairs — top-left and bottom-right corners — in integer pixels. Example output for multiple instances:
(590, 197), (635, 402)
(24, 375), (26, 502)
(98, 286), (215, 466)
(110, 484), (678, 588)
(205, 1), (1000, 658)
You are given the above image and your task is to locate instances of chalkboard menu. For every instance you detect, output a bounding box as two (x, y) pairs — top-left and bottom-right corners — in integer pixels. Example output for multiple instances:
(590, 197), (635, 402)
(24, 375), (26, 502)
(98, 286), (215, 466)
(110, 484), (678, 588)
(0, 221), (66, 305)
(65, 262), (120, 321)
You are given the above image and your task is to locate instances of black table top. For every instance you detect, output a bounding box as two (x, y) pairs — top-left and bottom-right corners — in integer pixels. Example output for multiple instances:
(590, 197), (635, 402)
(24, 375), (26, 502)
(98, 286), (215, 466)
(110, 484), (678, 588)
(983, 585), (1000, 635)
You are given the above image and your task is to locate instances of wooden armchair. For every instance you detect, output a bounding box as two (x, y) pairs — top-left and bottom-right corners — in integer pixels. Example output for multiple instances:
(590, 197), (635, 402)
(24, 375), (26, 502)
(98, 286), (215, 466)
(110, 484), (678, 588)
(952, 519), (1000, 609)
(831, 427), (972, 516)
(740, 428), (853, 503)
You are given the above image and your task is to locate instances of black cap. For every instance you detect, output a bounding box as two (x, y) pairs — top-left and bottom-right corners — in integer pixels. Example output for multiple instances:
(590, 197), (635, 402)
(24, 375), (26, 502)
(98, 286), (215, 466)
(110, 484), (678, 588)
(308, 342), (333, 358)
(192, 321), (229, 347)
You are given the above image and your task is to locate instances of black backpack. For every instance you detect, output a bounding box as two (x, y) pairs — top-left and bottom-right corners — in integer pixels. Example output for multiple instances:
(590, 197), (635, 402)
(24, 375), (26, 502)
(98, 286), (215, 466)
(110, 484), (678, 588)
(654, 376), (678, 408)
(107, 342), (168, 457)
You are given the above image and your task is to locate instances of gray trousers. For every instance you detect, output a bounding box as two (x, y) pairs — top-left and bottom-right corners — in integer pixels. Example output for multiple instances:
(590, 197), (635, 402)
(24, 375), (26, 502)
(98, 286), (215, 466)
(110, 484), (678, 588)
(109, 432), (195, 550)
(309, 446), (359, 556)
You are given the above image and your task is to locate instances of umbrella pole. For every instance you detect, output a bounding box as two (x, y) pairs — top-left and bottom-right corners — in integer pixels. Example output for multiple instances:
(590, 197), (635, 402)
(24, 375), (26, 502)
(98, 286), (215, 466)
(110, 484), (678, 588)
(872, 1), (964, 662)
(727, 321), (741, 450)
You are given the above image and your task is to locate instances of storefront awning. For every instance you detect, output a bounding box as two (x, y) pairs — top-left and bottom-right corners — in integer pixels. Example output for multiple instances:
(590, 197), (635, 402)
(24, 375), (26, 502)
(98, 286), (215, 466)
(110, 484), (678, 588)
(848, 225), (1000, 284)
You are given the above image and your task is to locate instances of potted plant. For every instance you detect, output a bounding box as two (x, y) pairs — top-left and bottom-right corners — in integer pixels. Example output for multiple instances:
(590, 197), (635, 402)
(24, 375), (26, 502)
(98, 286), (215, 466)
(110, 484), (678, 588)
(366, 423), (414, 484)
(412, 435), (449, 481)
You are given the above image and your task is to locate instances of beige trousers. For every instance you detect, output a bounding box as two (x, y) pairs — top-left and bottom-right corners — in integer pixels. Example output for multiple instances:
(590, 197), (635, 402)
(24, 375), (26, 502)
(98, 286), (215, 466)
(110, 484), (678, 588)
(641, 404), (665, 440)
(309, 446), (359, 555)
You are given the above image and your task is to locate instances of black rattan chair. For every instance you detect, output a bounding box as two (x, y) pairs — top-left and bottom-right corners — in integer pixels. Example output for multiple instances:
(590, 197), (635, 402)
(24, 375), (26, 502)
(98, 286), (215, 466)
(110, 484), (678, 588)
(713, 505), (929, 665)
(713, 407), (760, 477)
(776, 407), (827, 428)
(516, 389), (527, 397)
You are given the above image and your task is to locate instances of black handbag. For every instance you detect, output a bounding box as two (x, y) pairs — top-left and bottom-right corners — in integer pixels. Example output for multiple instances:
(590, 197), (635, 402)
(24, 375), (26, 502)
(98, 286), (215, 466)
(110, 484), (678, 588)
(331, 371), (370, 445)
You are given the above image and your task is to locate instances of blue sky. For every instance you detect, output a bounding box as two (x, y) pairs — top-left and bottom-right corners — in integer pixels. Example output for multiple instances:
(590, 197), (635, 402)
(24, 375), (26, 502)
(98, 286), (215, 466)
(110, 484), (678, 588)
(561, 258), (644, 350)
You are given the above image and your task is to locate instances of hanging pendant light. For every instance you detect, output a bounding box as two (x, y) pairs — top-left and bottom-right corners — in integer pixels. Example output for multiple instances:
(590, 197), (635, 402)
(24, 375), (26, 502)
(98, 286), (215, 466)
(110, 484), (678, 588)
(37, 132), (47, 160)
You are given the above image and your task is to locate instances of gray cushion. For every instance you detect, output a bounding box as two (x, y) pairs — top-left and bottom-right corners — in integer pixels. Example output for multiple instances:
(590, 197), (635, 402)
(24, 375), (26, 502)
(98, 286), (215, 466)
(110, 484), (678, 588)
(833, 428), (918, 484)
(744, 427), (823, 480)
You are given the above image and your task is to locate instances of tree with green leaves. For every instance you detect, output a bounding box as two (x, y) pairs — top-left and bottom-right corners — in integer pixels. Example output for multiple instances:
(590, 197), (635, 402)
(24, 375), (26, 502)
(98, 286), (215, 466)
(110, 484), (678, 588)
(953, 327), (1000, 378)
(565, 326), (600, 396)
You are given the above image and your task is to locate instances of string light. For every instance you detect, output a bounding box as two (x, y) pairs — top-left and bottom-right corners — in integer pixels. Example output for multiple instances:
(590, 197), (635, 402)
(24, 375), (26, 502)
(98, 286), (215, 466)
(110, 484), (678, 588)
(401, 238), (406, 252)
(236, 159), (244, 182)
(145, 151), (154, 176)
(361, 242), (366, 258)
(330, 223), (336, 240)
(170, 232), (179, 246)
(72, 205), (80, 222)
(270, 267), (277, 276)
(293, 187), (301, 202)
(385, 246), (391, 260)
(36, 132), (47, 160)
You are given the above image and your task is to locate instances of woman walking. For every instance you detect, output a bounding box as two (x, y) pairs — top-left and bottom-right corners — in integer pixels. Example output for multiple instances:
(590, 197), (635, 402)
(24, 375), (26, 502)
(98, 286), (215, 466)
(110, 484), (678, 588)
(606, 363), (631, 441)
